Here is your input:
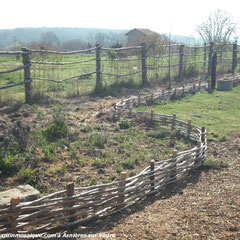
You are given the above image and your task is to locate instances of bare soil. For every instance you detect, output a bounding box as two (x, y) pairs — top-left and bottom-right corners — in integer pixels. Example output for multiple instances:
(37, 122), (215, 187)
(72, 134), (240, 240)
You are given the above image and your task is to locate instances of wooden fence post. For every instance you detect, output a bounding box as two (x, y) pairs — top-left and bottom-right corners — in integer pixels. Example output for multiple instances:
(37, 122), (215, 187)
(141, 43), (148, 85)
(150, 160), (155, 195)
(187, 120), (192, 137)
(118, 172), (126, 208)
(66, 182), (75, 223)
(138, 94), (141, 105)
(162, 89), (165, 99)
(95, 44), (102, 93)
(171, 114), (176, 131)
(201, 127), (206, 143)
(127, 99), (130, 110)
(129, 107), (132, 118)
(182, 85), (185, 96)
(207, 82), (211, 91)
(112, 103), (117, 120)
(208, 42), (214, 75)
(10, 197), (20, 233)
(151, 93), (154, 103)
(170, 150), (178, 182)
(117, 107), (121, 120)
(232, 41), (238, 74)
(195, 140), (202, 166)
(203, 42), (207, 74)
(21, 48), (32, 104)
(211, 52), (217, 89)
(192, 83), (196, 93)
(151, 109), (154, 121)
(201, 126), (206, 159)
(179, 44), (184, 80)
(173, 88), (177, 98)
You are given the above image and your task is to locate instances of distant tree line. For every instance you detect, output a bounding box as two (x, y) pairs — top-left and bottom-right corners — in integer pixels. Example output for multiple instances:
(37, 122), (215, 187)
(0, 27), (127, 51)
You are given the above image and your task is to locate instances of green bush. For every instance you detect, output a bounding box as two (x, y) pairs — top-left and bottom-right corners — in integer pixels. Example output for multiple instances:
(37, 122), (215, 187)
(0, 155), (17, 175)
(44, 104), (67, 140)
(203, 158), (229, 170)
(87, 132), (107, 148)
(92, 158), (107, 168)
(122, 158), (135, 169)
(80, 123), (92, 133)
(147, 129), (172, 139)
(119, 120), (131, 129)
(90, 177), (97, 185)
(186, 63), (198, 78)
(16, 168), (36, 183)
(11, 121), (31, 151)
(107, 50), (117, 61)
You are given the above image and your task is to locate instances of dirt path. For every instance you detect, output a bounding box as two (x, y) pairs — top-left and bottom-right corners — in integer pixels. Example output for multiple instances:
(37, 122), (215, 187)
(70, 135), (240, 240)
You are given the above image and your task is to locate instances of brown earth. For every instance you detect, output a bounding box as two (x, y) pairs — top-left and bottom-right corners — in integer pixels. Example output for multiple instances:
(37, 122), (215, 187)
(71, 134), (240, 240)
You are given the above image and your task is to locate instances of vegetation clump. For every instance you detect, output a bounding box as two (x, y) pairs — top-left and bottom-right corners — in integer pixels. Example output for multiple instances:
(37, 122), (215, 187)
(44, 104), (67, 140)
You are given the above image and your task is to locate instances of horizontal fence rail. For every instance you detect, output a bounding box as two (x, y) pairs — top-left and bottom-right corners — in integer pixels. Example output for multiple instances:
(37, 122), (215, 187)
(0, 85), (208, 234)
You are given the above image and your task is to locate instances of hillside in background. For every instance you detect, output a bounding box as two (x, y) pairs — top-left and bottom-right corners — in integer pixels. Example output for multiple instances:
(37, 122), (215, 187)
(171, 34), (203, 45)
(0, 27), (128, 50)
(0, 27), (200, 50)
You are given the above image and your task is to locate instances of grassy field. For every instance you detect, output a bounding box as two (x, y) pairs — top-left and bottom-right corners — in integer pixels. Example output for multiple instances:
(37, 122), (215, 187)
(136, 85), (240, 140)
(0, 51), (144, 100)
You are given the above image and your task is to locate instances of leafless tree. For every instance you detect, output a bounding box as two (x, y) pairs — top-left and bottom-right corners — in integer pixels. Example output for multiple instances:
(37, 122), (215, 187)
(87, 32), (108, 46)
(40, 31), (60, 49)
(196, 9), (239, 43)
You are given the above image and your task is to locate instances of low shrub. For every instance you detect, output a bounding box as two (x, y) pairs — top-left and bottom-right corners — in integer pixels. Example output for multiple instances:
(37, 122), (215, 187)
(44, 104), (67, 140)
(119, 120), (131, 129)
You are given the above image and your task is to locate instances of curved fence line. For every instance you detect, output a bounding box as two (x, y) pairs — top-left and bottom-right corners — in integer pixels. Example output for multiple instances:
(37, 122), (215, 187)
(0, 85), (207, 234)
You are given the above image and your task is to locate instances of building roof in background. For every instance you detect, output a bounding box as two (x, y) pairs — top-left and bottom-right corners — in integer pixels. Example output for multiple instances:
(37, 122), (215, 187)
(125, 28), (157, 36)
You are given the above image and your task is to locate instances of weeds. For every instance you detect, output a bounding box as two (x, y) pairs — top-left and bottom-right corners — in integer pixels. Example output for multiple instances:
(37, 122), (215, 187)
(11, 121), (31, 151)
(44, 104), (67, 140)
(118, 120), (131, 129)
(202, 158), (229, 170)
(16, 168), (36, 184)
(0, 155), (17, 175)
(80, 123), (92, 133)
(147, 129), (172, 139)
(122, 158), (135, 169)
(86, 132), (107, 148)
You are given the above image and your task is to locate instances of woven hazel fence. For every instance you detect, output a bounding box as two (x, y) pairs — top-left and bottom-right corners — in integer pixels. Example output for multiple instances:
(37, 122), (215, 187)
(112, 82), (209, 118)
(0, 87), (207, 234)
(0, 41), (239, 103)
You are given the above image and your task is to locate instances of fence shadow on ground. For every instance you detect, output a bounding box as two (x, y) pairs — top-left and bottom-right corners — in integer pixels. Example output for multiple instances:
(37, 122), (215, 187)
(62, 168), (202, 239)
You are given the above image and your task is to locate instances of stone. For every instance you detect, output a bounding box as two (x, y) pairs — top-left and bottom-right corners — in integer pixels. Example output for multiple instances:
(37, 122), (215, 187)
(0, 185), (40, 208)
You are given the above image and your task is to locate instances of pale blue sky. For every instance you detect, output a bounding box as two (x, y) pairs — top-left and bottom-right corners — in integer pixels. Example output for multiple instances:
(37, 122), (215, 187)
(1, 0), (239, 37)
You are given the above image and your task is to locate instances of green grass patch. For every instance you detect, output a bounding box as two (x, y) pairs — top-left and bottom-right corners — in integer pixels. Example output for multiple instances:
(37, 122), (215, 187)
(136, 86), (240, 140)
(202, 158), (229, 170)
